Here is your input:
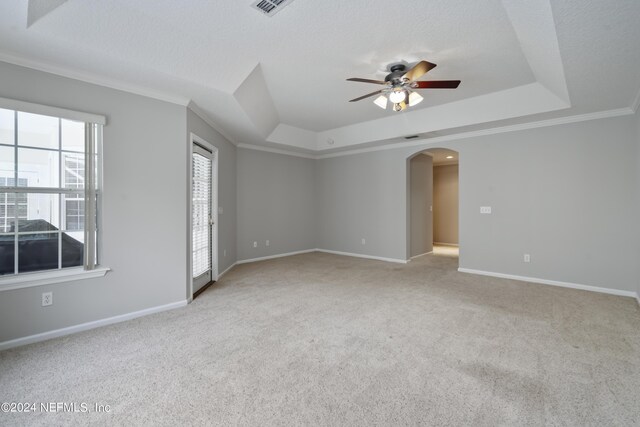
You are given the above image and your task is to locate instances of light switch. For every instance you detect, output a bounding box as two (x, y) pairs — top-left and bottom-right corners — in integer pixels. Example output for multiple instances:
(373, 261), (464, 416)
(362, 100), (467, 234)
(218, 207), (223, 214)
(480, 206), (492, 214)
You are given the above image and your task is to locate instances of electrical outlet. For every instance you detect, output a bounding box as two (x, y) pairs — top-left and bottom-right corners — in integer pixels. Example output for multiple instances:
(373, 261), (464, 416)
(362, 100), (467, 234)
(218, 207), (223, 214)
(524, 254), (531, 263)
(223, 249), (227, 257)
(361, 238), (366, 245)
(266, 240), (270, 246)
(42, 292), (52, 307)
(253, 241), (257, 248)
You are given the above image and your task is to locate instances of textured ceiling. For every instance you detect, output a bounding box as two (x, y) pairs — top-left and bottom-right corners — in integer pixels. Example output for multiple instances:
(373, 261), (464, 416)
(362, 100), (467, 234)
(551, 0), (640, 112)
(0, 0), (533, 131)
(0, 0), (638, 153)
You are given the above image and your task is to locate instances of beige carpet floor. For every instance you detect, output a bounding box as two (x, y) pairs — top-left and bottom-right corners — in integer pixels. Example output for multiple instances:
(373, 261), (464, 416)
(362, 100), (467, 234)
(1, 252), (639, 426)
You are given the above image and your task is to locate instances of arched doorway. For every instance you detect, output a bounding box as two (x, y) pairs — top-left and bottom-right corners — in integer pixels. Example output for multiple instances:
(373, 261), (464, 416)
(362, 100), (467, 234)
(407, 148), (459, 262)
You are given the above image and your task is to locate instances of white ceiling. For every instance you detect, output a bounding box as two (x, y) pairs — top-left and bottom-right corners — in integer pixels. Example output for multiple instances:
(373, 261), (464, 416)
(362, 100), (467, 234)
(0, 0), (638, 154)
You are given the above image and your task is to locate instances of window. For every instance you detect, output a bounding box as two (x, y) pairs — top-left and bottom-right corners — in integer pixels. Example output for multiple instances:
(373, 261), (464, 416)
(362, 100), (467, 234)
(0, 178), (28, 232)
(63, 155), (85, 232)
(0, 107), (101, 277)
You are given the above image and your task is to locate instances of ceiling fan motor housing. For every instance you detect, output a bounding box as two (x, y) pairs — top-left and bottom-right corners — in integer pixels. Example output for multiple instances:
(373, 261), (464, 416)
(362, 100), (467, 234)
(385, 63), (408, 84)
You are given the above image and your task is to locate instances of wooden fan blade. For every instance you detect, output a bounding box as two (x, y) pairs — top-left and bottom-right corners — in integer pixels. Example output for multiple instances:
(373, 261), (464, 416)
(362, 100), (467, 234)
(346, 78), (388, 85)
(349, 90), (384, 102)
(412, 80), (461, 89)
(403, 60), (437, 81)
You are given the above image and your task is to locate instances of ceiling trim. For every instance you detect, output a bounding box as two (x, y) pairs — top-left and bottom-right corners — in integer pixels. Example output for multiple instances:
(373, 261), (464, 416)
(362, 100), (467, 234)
(315, 107), (635, 159)
(238, 106), (634, 159)
(187, 101), (238, 146)
(0, 51), (190, 107)
(1, 51), (632, 160)
(237, 143), (316, 159)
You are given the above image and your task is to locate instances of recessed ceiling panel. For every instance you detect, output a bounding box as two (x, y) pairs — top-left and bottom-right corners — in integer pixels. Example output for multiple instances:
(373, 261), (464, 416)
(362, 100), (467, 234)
(0, 0), (638, 153)
(0, 0), (533, 132)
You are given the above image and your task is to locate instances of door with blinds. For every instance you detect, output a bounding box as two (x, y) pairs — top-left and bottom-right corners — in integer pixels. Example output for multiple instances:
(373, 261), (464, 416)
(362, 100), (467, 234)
(192, 143), (215, 294)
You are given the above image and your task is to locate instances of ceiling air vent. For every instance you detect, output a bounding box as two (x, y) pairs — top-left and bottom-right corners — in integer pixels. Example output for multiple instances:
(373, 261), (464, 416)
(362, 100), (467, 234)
(251, 0), (294, 17)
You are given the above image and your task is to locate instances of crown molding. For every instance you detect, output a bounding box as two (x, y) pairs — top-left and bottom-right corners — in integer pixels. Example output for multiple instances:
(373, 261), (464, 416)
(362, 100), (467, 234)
(2, 51), (637, 157)
(0, 51), (190, 107)
(238, 107), (634, 160)
(187, 101), (237, 146)
(237, 143), (316, 159)
(315, 107), (635, 159)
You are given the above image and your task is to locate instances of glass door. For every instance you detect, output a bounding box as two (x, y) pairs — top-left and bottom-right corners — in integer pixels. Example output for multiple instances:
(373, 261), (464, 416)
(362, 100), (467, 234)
(192, 144), (212, 293)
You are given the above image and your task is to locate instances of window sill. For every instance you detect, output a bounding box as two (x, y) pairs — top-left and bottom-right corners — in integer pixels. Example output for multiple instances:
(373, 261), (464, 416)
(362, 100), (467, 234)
(0, 267), (110, 292)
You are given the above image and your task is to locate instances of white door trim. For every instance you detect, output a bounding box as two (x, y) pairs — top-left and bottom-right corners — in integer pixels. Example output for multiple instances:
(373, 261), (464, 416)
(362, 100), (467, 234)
(188, 132), (219, 301)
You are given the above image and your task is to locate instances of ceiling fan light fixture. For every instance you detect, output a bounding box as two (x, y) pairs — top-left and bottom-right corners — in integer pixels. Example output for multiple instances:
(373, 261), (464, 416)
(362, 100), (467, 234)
(346, 60), (460, 112)
(373, 95), (388, 109)
(408, 91), (424, 107)
(389, 89), (406, 104)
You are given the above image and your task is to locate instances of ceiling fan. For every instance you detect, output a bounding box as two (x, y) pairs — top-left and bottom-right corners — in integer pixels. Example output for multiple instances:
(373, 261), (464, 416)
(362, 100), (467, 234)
(347, 60), (461, 111)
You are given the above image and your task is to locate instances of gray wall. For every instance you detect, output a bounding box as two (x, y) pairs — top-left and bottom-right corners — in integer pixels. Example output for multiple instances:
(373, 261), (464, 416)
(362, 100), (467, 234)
(317, 150), (407, 261)
(457, 117), (636, 292)
(236, 148), (316, 260)
(187, 110), (237, 278)
(409, 154), (433, 257)
(317, 114), (638, 292)
(433, 164), (459, 245)
(0, 61), (189, 342)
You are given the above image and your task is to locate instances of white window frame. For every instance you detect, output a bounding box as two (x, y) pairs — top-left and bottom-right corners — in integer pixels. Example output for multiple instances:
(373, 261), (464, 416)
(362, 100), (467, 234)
(0, 97), (109, 291)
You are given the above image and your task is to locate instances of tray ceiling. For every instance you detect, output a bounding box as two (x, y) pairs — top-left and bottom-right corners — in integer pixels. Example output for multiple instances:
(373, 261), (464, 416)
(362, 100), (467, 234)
(0, 0), (638, 154)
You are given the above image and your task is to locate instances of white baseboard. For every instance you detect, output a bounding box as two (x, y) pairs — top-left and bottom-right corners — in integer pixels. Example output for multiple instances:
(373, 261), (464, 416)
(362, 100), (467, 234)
(236, 249), (316, 265)
(0, 300), (188, 351)
(217, 262), (237, 279)
(238, 248), (409, 265)
(410, 251), (432, 260)
(433, 242), (459, 247)
(458, 268), (637, 298)
(316, 248), (408, 264)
